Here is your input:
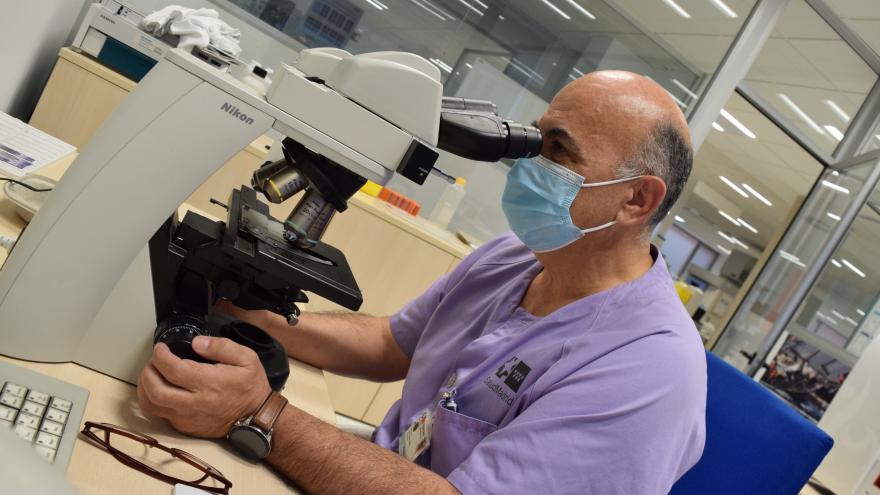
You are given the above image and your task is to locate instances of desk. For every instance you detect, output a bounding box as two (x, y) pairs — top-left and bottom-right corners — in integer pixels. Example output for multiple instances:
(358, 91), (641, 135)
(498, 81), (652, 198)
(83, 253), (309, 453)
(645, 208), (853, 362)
(0, 155), (337, 494)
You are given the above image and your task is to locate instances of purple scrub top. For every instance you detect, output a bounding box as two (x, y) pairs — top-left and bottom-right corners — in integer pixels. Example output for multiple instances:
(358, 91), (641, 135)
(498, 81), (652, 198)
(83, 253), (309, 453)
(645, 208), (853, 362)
(374, 233), (707, 494)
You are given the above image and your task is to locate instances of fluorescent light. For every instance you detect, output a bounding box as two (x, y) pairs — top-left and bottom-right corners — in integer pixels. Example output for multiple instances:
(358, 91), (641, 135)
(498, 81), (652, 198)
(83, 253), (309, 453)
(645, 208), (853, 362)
(821, 180), (851, 194)
(662, 0), (691, 18)
(720, 108), (756, 139)
(778, 93), (826, 136)
(409, 0), (447, 20)
(826, 212), (841, 221)
(737, 217), (758, 234)
(671, 79), (698, 99)
(818, 312), (838, 325)
(825, 100), (851, 122)
(857, 309), (866, 316)
(709, 0), (738, 17)
(572, 67), (584, 77)
(508, 58), (545, 82)
(429, 58), (453, 73)
(364, 0), (388, 9)
(731, 238), (750, 250)
(539, 0), (571, 19)
(498, 14), (505, 20)
(564, 0), (596, 19)
(720, 176), (749, 198)
(674, 215), (685, 223)
(665, 90), (688, 109)
(846, 316), (860, 326)
(718, 231), (736, 243)
(465, 63), (472, 69)
(472, 0), (488, 7)
(831, 258), (842, 268)
(712, 122), (725, 132)
(716, 244), (732, 255)
(742, 183), (773, 206)
(455, 0), (484, 15)
(831, 170), (839, 176)
(568, 74), (577, 81)
(718, 210), (741, 226)
(842, 259), (866, 278)
(832, 310), (846, 320)
(824, 125), (844, 141)
(779, 250), (806, 268)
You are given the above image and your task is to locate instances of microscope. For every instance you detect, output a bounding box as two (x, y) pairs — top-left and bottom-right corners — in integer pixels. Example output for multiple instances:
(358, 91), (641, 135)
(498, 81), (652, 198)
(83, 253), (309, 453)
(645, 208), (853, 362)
(0, 47), (540, 387)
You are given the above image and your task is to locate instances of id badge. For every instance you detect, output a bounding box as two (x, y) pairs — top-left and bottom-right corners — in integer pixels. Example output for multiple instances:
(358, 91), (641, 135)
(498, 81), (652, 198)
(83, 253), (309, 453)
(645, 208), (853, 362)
(398, 409), (435, 462)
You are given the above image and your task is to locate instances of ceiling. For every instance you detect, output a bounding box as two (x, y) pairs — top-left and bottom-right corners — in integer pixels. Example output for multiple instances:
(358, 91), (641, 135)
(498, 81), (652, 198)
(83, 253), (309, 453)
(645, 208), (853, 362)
(676, 91), (823, 254)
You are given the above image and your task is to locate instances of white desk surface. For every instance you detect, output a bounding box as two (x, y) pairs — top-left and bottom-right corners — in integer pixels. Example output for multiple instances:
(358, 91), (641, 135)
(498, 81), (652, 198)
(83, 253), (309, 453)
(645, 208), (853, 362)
(0, 153), (337, 494)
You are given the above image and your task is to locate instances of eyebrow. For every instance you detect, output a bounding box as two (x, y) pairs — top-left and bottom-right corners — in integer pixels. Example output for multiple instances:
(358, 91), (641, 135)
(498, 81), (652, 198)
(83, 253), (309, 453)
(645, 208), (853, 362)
(545, 126), (581, 153)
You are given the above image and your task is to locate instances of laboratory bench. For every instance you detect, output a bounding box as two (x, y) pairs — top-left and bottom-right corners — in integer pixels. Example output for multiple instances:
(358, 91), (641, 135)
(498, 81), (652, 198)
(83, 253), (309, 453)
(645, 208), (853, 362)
(0, 153), (336, 494)
(20, 47), (474, 429)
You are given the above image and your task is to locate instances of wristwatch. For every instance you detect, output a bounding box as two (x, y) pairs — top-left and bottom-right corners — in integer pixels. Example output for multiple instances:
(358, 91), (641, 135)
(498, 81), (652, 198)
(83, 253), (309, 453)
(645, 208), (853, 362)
(228, 391), (288, 460)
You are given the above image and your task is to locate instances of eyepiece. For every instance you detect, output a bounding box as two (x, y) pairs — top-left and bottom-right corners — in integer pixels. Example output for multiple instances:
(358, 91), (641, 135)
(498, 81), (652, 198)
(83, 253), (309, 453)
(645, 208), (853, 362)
(503, 121), (543, 159)
(437, 97), (543, 162)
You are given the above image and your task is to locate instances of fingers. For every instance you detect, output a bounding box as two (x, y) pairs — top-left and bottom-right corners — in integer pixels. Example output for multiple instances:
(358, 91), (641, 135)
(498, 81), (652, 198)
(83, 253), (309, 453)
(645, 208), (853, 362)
(214, 300), (245, 318)
(139, 363), (194, 410)
(151, 343), (204, 390)
(192, 336), (258, 367)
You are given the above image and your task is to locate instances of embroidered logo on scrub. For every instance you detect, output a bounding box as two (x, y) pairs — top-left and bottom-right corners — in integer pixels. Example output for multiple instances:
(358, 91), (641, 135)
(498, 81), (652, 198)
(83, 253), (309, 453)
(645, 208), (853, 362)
(484, 356), (532, 405)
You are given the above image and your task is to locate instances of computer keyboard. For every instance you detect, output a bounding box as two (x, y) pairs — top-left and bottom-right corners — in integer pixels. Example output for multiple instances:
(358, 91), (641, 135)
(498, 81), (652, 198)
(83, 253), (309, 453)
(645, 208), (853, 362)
(0, 359), (89, 472)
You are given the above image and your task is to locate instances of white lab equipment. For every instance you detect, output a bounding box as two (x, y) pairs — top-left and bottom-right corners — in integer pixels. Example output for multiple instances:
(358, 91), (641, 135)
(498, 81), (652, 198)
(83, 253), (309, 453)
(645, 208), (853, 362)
(0, 46), (541, 384)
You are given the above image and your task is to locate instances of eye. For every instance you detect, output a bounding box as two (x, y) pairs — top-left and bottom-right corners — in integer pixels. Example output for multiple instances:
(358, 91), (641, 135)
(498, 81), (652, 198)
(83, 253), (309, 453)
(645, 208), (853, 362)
(552, 141), (567, 153)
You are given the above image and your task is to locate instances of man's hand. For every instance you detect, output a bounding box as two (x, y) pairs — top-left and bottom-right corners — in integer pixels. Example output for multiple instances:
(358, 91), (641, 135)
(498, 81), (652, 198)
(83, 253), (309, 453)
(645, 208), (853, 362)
(137, 336), (271, 438)
(215, 300), (285, 332)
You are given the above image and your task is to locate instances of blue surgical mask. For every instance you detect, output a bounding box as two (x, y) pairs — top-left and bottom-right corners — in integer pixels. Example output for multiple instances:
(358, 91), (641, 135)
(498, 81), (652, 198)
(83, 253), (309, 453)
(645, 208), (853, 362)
(501, 154), (643, 253)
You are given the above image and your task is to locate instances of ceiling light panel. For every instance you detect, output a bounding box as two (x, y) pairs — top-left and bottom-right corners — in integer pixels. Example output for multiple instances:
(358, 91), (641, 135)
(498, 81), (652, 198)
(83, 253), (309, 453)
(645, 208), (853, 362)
(709, 0), (738, 18)
(662, 0), (691, 18)
(539, 0), (571, 19)
(719, 109), (756, 139)
(720, 176), (749, 198)
(741, 183), (772, 206)
(778, 93), (826, 136)
(564, 0), (595, 19)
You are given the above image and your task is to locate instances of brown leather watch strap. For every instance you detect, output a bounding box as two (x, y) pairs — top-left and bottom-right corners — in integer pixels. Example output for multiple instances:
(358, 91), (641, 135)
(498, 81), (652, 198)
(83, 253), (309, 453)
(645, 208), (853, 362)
(251, 392), (288, 432)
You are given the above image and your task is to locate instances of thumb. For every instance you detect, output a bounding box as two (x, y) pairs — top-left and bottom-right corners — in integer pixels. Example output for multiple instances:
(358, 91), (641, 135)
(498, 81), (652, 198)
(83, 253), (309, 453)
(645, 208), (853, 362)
(192, 336), (255, 367)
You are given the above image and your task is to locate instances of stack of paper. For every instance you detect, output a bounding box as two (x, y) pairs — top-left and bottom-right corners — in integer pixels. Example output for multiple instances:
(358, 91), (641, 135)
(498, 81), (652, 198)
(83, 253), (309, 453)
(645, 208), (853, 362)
(0, 113), (76, 177)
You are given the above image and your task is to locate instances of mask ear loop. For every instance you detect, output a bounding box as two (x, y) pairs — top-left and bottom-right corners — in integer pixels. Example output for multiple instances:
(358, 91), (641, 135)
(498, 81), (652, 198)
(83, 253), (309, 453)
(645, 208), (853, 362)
(580, 220), (617, 234)
(580, 175), (645, 188)
(575, 176), (644, 234)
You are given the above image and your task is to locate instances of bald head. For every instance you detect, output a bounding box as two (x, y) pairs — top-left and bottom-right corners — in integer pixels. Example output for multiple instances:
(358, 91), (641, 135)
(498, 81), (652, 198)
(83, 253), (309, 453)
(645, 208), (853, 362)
(537, 70), (693, 226)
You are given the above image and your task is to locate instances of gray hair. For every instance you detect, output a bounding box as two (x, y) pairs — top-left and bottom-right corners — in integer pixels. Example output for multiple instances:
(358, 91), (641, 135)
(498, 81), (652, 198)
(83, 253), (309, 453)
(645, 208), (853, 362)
(615, 122), (693, 226)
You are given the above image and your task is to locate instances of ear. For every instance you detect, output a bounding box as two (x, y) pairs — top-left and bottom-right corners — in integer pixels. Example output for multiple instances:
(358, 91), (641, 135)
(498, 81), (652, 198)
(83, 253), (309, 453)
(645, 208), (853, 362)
(617, 176), (666, 227)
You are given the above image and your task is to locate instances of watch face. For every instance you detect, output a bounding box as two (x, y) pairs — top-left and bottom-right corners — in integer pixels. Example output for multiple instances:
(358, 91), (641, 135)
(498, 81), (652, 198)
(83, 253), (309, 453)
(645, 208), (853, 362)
(228, 425), (271, 460)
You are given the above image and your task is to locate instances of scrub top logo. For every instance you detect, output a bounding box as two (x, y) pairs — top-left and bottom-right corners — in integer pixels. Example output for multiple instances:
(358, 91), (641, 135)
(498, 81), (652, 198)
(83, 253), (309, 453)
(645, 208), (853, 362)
(495, 356), (532, 393)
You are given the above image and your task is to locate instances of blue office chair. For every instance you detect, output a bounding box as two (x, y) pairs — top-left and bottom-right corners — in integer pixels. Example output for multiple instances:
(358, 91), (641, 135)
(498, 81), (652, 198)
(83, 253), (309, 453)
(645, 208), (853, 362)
(669, 352), (834, 495)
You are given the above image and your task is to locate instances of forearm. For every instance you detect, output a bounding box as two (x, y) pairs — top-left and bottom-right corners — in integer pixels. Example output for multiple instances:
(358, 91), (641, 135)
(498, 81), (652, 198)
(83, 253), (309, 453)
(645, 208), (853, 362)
(266, 312), (409, 381)
(267, 406), (459, 495)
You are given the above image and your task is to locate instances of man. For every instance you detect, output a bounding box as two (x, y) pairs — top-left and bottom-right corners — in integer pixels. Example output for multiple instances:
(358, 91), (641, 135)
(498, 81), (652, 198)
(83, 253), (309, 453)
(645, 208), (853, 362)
(138, 70), (706, 494)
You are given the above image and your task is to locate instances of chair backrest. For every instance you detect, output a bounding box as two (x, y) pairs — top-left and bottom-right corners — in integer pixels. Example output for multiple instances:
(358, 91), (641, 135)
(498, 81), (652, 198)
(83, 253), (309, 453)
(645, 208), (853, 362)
(669, 352), (834, 495)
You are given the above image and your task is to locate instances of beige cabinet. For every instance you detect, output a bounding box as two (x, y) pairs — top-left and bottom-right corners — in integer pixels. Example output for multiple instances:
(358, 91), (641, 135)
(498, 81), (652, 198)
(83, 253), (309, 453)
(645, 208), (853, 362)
(29, 47), (472, 426)
(305, 204), (462, 423)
